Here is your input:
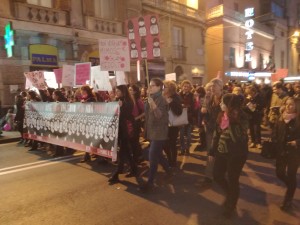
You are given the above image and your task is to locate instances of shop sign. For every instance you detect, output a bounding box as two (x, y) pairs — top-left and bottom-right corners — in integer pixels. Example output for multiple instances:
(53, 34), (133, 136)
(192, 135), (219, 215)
(29, 44), (58, 67)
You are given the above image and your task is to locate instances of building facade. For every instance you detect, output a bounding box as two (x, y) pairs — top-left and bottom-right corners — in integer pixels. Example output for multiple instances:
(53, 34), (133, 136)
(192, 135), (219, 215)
(0, 0), (127, 107)
(1, 0), (300, 108)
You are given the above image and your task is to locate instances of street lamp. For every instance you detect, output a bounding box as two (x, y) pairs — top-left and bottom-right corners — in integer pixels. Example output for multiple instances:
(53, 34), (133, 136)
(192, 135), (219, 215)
(292, 31), (300, 37)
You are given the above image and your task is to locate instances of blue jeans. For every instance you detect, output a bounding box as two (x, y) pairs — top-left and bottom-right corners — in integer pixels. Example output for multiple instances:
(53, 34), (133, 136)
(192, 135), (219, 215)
(180, 124), (192, 153)
(147, 140), (170, 185)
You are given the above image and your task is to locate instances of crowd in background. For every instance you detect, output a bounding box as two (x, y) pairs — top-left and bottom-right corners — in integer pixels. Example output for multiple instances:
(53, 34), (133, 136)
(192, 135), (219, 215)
(1, 77), (300, 218)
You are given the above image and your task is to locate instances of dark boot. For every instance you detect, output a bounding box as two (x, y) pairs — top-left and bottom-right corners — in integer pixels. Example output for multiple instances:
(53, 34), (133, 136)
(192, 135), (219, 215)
(80, 153), (91, 163)
(108, 172), (120, 183)
(280, 200), (293, 211)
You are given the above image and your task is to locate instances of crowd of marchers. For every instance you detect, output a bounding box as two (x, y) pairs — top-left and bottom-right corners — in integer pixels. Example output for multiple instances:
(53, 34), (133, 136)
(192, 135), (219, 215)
(1, 77), (300, 219)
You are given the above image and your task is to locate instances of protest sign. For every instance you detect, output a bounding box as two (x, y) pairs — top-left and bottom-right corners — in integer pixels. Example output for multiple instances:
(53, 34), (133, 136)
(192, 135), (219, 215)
(62, 65), (75, 87)
(23, 102), (119, 161)
(75, 62), (91, 86)
(53, 68), (63, 84)
(90, 66), (112, 91)
(116, 71), (127, 85)
(165, 73), (176, 81)
(99, 38), (130, 71)
(24, 71), (48, 90)
(126, 15), (160, 60)
(44, 72), (58, 89)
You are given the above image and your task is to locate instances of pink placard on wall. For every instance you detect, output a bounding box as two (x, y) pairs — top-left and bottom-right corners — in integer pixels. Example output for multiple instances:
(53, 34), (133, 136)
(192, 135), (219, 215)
(126, 15), (160, 60)
(75, 62), (91, 86)
(53, 68), (63, 84)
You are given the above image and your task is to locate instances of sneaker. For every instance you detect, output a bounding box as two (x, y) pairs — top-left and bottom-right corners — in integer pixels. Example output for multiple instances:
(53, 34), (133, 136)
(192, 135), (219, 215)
(249, 143), (256, 148)
(256, 144), (263, 149)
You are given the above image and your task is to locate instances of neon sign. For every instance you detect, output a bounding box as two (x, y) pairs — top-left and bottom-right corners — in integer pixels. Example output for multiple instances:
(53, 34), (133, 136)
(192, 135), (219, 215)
(245, 8), (254, 62)
(4, 22), (15, 58)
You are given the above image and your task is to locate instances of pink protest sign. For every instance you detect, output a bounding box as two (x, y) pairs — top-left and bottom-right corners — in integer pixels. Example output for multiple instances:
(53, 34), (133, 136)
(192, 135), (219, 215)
(75, 62), (91, 86)
(99, 38), (130, 71)
(53, 68), (63, 84)
(126, 15), (160, 60)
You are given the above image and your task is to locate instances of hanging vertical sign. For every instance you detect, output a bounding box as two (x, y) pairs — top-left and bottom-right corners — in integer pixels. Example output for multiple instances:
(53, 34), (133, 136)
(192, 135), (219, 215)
(125, 15), (161, 60)
(4, 22), (15, 58)
(244, 7), (255, 63)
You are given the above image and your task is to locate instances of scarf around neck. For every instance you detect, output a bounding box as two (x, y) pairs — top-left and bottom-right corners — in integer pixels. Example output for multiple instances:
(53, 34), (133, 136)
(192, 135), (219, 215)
(283, 112), (296, 124)
(220, 112), (229, 130)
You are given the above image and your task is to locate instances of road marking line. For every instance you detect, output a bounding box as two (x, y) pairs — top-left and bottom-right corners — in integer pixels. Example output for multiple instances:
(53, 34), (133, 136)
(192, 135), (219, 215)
(0, 155), (82, 176)
(0, 153), (84, 172)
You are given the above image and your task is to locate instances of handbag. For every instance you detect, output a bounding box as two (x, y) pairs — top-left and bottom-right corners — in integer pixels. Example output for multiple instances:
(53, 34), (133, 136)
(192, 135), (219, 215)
(260, 140), (276, 159)
(3, 123), (11, 131)
(168, 108), (188, 127)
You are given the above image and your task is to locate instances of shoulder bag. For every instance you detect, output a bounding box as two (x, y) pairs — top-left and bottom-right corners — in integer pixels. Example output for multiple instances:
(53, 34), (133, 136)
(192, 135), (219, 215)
(168, 108), (188, 127)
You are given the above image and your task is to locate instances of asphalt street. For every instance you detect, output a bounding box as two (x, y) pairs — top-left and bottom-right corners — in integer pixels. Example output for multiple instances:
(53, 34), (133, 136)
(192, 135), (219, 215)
(0, 134), (299, 225)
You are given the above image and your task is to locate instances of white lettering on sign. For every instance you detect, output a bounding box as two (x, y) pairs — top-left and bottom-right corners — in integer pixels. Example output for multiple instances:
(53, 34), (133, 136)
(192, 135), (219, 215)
(244, 7), (255, 63)
(245, 19), (254, 28)
(245, 30), (254, 39)
(245, 53), (252, 62)
(245, 8), (254, 17)
(245, 42), (254, 51)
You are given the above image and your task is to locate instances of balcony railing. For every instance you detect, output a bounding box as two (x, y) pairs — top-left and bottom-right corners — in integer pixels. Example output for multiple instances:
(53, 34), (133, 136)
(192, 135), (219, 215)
(14, 2), (67, 26)
(85, 16), (123, 35)
(142, 0), (205, 22)
(172, 45), (186, 60)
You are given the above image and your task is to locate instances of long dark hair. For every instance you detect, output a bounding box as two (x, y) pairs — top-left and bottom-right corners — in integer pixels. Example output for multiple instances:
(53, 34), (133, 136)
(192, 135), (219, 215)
(116, 85), (134, 104)
(218, 93), (244, 124)
(130, 84), (141, 100)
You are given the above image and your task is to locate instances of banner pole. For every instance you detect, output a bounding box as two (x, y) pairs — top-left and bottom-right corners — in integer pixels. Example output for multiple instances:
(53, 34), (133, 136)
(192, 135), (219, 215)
(145, 59), (149, 88)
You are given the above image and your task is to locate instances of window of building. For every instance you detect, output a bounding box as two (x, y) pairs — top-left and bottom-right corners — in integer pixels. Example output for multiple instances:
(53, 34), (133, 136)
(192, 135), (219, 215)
(234, 2), (239, 12)
(229, 47), (235, 68)
(259, 53), (264, 70)
(271, 2), (284, 18)
(280, 50), (284, 68)
(27, 0), (52, 7)
(94, 0), (115, 19)
(172, 26), (185, 59)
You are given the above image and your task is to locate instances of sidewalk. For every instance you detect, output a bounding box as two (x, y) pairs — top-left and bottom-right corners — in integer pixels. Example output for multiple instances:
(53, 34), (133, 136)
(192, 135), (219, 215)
(0, 131), (21, 144)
